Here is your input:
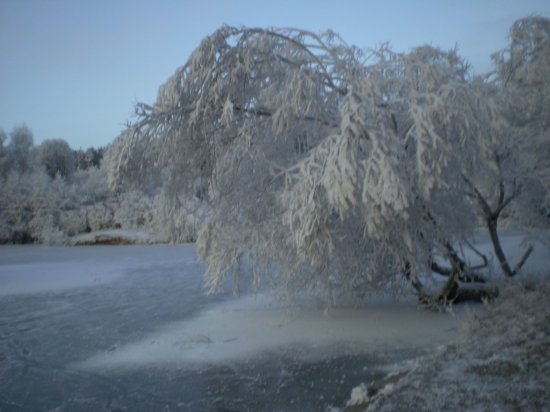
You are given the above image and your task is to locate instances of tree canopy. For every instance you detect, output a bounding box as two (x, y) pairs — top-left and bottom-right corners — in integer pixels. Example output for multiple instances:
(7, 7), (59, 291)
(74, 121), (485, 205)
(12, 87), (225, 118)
(37, 138), (76, 179)
(109, 18), (550, 304)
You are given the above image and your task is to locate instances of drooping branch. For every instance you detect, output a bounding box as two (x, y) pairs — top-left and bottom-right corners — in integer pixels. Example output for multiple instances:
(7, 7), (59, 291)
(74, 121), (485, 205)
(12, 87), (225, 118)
(464, 239), (489, 271)
(512, 244), (534, 274)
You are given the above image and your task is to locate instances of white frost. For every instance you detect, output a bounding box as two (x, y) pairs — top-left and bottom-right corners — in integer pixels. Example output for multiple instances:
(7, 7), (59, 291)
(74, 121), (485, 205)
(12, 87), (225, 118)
(347, 383), (369, 406)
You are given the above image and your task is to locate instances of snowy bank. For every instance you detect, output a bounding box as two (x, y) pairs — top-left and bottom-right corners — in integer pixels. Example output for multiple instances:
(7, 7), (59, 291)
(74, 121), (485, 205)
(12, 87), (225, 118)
(343, 276), (550, 411)
(70, 229), (161, 245)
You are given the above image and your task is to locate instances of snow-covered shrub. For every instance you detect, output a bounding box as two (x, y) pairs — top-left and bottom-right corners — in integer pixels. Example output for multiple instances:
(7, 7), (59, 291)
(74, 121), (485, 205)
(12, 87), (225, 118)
(0, 168), (69, 244)
(27, 171), (75, 244)
(0, 171), (35, 243)
(35, 215), (67, 245)
(155, 194), (207, 243)
(54, 167), (114, 236)
(84, 203), (114, 232)
(71, 167), (111, 205)
(58, 209), (88, 236)
(113, 189), (156, 229)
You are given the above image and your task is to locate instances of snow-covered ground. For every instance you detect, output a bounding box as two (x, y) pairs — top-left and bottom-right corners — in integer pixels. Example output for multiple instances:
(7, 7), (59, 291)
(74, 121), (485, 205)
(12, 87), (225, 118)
(341, 231), (550, 411)
(343, 277), (550, 411)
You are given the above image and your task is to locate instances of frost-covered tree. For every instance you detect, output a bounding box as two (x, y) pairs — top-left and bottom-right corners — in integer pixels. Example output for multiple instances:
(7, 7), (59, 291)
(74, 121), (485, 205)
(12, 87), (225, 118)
(278, 44), (506, 302)
(438, 16), (550, 278)
(76, 147), (104, 170)
(111, 26), (351, 298)
(7, 125), (34, 174)
(27, 171), (67, 244)
(37, 138), (76, 179)
(0, 126), (121, 243)
(493, 16), (550, 128)
(491, 16), (550, 233)
(59, 167), (115, 234)
(0, 171), (35, 243)
(111, 23), (545, 304)
(0, 129), (8, 178)
(0, 126), (37, 242)
(0, 168), (65, 244)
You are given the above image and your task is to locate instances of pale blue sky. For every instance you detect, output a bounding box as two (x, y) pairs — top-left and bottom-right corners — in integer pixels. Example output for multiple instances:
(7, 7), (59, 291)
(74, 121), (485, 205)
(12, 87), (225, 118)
(1, 0), (549, 149)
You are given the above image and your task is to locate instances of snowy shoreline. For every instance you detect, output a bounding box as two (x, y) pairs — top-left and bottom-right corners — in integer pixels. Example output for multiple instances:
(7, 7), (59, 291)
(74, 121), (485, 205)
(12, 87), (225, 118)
(69, 228), (163, 245)
(343, 276), (550, 411)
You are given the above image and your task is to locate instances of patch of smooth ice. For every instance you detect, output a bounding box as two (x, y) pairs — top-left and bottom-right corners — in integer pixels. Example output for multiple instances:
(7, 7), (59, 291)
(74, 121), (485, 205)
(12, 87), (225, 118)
(0, 260), (126, 295)
(77, 295), (462, 370)
(0, 244), (193, 295)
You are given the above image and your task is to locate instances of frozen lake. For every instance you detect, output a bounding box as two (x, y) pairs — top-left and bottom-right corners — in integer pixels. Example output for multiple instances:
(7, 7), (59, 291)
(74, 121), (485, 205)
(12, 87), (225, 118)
(0, 244), (463, 411)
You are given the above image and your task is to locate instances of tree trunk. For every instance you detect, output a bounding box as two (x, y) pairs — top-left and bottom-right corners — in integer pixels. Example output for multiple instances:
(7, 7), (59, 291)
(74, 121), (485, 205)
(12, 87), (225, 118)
(451, 284), (499, 304)
(487, 216), (514, 276)
(486, 216), (534, 277)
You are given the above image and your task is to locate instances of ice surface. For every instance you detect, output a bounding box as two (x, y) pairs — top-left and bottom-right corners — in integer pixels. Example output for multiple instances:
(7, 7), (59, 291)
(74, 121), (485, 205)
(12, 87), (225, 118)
(76, 294), (461, 370)
(74, 230), (548, 371)
(0, 244), (195, 295)
(2, 231), (547, 377)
